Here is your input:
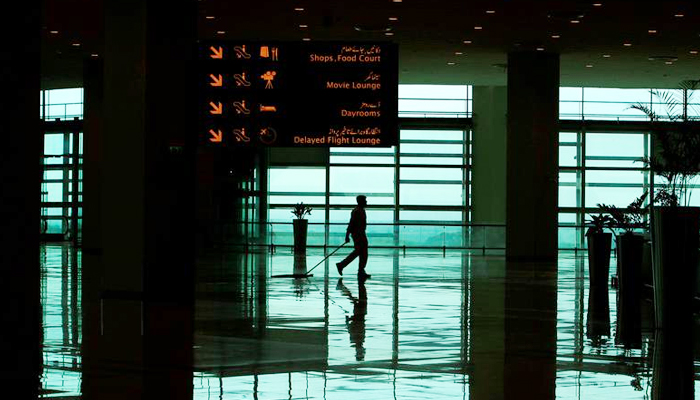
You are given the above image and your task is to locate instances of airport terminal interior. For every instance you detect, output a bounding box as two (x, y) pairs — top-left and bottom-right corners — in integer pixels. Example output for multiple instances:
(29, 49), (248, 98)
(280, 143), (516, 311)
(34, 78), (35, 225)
(6, 0), (700, 399)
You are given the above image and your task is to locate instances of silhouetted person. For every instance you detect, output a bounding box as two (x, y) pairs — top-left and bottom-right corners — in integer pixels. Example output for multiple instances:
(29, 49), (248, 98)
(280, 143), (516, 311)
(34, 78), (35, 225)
(337, 278), (367, 361)
(336, 195), (370, 280)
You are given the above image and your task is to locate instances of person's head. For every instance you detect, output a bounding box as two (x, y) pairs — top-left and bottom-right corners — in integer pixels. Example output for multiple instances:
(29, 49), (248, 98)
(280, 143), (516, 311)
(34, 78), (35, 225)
(356, 195), (367, 207)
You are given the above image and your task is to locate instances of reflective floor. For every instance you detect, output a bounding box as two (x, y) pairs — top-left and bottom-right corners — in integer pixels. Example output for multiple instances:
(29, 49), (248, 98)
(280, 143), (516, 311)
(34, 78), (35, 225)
(39, 244), (700, 399)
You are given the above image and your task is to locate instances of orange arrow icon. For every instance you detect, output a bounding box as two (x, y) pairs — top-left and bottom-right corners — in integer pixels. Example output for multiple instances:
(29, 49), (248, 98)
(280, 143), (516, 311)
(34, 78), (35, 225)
(210, 46), (224, 59)
(209, 102), (223, 115)
(209, 74), (223, 87)
(208, 129), (223, 143)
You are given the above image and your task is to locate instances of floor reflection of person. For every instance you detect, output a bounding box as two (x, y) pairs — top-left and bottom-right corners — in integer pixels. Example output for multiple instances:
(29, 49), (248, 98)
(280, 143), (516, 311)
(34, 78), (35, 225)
(336, 195), (370, 280)
(337, 278), (367, 361)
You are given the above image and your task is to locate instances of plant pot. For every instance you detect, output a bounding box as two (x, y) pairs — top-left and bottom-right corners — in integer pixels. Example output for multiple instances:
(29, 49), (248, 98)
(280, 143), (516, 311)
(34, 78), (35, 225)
(293, 254), (307, 275)
(652, 329), (694, 400)
(615, 233), (644, 348)
(586, 232), (612, 338)
(293, 219), (308, 254)
(651, 206), (700, 331)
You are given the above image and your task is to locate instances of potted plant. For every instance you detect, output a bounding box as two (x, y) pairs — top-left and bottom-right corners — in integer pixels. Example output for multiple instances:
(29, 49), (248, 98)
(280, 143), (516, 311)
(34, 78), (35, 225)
(292, 202), (312, 254)
(598, 192), (649, 348)
(630, 80), (700, 332)
(585, 213), (614, 338)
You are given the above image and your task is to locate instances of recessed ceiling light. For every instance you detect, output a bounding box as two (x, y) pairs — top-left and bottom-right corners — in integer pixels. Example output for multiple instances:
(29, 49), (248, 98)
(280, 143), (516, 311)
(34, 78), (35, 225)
(570, 20), (580, 24)
(389, 17), (398, 21)
(537, 47), (545, 51)
(463, 40), (472, 44)
(474, 26), (483, 30)
(593, 2), (602, 6)
(303, 37), (311, 41)
(690, 50), (699, 54)
(551, 34), (561, 39)
(299, 24), (308, 28)
(675, 13), (685, 18)
(50, 30), (59, 34)
(216, 31), (225, 35)
(385, 32), (394, 36)
(447, 62), (456, 65)
(455, 51), (463, 55)
(486, 10), (495, 14)
(648, 29), (657, 34)
(392, 0), (402, 3)
(624, 42), (632, 46)
(294, 7), (305, 11)
(90, 54), (99, 58)
(71, 43), (81, 47)
(205, 16), (215, 20)
(586, 64), (594, 68)
(603, 54), (611, 58)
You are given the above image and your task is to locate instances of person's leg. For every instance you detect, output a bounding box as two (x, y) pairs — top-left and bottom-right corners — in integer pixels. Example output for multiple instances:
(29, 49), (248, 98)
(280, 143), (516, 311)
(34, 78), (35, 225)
(355, 234), (369, 277)
(338, 249), (359, 268)
(337, 246), (359, 275)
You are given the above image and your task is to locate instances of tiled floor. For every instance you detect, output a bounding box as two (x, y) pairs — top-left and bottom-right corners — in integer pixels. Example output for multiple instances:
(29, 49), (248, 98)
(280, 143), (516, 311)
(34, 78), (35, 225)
(39, 244), (699, 399)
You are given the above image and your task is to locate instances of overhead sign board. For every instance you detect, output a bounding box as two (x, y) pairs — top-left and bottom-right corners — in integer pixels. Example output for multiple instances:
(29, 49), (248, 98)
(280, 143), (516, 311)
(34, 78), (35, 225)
(199, 41), (398, 147)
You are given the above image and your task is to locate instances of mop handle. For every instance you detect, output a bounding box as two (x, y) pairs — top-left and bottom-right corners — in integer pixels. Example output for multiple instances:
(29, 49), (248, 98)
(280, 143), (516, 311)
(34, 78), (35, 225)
(306, 242), (347, 274)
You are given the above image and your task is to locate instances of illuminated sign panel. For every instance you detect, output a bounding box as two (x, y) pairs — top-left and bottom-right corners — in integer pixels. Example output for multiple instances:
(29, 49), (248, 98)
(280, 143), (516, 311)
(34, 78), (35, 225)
(199, 41), (398, 147)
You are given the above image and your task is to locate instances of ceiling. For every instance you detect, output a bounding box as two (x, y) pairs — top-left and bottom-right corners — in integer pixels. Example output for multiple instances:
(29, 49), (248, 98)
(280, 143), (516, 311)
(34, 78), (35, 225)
(42, 0), (700, 89)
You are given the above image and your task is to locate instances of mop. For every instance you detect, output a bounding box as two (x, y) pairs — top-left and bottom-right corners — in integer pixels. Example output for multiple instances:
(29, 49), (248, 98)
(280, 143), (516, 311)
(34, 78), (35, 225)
(271, 242), (347, 279)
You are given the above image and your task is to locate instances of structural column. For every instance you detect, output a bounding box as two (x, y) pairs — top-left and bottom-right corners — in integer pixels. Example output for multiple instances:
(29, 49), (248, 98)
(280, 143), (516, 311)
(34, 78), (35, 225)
(506, 51), (559, 263)
(82, 1), (197, 399)
(472, 86), (507, 248)
(502, 51), (559, 400)
(0, 2), (42, 398)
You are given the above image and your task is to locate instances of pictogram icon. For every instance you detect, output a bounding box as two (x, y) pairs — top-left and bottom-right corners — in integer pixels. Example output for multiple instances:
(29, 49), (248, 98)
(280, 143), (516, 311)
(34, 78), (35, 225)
(233, 100), (251, 115)
(260, 71), (277, 89)
(234, 72), (252, 87)
(209, 46), (224, 59)
(233, 128), (251, 143)
(208, 129), (223, 143)
(234, 45), (252, 59)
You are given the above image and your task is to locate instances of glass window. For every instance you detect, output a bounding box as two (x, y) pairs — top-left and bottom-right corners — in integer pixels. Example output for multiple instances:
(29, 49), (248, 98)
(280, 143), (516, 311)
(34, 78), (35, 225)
(269, 168), (326, 193)
(400, 142), (463, 155)
(399, 210), (463, 222)
(399, 84), (469, 118)
(585, 133), (646, 168)
(269, 208), (325, 224)
(560, 87), (583, 102)
(43, 170), (64, 181)
(559, 172), (578, 208)
(269, 195), (325, 204)
(400, 184), (464, 206)
(399, 84), (468, 99)
(400, 130), (464, 141)
(329, 155), (394, 165)
(586, 170), (646, 184)
(46, 88), (83, 105)
(329, 195), (394, 206)
(399, 99), (467, 117)
(329, 166), (394, 194)
(559, 146), (578, 167)
(41, 88), (84, 120)
(558, 213), (579, 250)
(400, 167), (463, 181)
(400, 156), (464, 166)
(585, 186), (647, 208)
(583, 88), (651, 121)
(560, 101), (583, 119)
(330, 209), (394, 224)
